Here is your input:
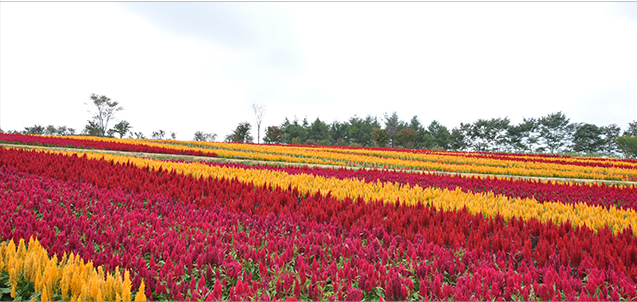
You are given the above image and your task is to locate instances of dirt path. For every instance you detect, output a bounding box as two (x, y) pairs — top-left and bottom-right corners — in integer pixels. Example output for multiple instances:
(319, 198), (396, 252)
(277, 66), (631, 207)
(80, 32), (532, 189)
(3, 143), (637, 186)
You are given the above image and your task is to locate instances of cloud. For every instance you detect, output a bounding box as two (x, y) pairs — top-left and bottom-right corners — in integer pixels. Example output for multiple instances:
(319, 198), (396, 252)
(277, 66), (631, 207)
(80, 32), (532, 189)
(119, 2), (302, 74)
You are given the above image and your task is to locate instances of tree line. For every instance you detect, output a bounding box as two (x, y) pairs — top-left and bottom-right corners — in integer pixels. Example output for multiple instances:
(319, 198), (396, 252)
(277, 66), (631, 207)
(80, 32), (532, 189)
(227, 111), (637, 158)
(3, 94), (636, 158)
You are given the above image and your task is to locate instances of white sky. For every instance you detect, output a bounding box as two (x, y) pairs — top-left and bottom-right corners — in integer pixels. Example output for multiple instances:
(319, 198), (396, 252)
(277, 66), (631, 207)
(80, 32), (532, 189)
(2, 2), (637, 140)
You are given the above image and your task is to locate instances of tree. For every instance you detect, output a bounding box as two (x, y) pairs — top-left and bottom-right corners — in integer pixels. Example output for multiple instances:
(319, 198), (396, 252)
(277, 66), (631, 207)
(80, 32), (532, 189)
(252, 103), (267, 144)
(170, 132), (176, 140)
(538, 111), (572, 153)
(281, 117), (308, 145)
(307, 118), (331, 145)
(44, 125), (57, 136)
(109, 121), (132, 138)
(407, 116), (426, 148)
(371, 128), (390, 147)
(571, 123), (604, 154)
(329, 121), (349, 146)
(225, 122), (253, 143)
(152, 130), (166, 140)
(449, 123), (471, 151)
(348, 115), (379, 147)
(468, 117), (510, 152)
(24, 125), (45, 135)
(133, 132), (146, 139)
(85, 94), (123, 136)
(396, 128), (419, 149)
(616, 136), (637, 159)
(602, 124), (621, 154)
(193, 131), (217, 142)
(422, 120), (451, 150)
(624, 121), (637, 137)
(383, 112), (404, 148)
(55, 126), (75, 136)
(263, 126), (283, 144)
(83, 121), (103, 137)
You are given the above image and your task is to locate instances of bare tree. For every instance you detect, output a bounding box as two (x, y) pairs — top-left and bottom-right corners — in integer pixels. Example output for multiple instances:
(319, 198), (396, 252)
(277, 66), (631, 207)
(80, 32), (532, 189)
(252, 103), (267, 144)
(85, 94), (123, 136)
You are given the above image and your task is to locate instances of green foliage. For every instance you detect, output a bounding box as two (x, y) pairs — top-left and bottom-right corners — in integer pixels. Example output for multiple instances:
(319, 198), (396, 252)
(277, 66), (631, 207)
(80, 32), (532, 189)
(538, 111), (573, 153)
(307, 118), (331, 144)
(422, 120), (450, 150)
(572, 123), (604, 153)
(23, 124), (75, 136)
(226, 122), (253, 143)
(193, 131), (217, 142)
(371, 127), (390, 147)
(396, 127), (419, 149)
(152, 130), (166, 140)
(383, 112), (404, 148)
(616, 135), (637, 158)
(601, 124), (621, 154)
(110, 120), (132, 138)
(263, 126), (283, 144)
(624, 121), (637, 136)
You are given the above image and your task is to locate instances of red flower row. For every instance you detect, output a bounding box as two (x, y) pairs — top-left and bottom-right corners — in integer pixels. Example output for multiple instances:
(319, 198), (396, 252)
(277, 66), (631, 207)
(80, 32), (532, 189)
(0, 133), (215, 157)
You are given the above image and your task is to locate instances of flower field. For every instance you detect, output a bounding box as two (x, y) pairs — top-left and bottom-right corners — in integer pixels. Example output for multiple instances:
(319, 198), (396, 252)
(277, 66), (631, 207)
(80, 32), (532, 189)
(1, 136), (637, 301)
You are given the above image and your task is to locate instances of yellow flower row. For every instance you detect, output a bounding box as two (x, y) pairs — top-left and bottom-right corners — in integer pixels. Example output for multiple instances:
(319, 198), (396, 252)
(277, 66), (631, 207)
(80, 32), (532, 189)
(56, 136), (346, 167)
(32, 148), (637, 236)
(61, 136), (637, 181)
(0, 236), (146, 301)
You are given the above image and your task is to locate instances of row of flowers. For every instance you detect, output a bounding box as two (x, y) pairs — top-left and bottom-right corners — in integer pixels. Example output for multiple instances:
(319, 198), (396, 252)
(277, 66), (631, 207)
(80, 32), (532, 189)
(2, 164), (637, 301)
(189, 160), (637, 211)
(0, 133), (215, 158)
(20, 133), (637, 181)
(4, 133), (637, 181)
(11, 146), (635, 236)
(2, 147), (637, 280)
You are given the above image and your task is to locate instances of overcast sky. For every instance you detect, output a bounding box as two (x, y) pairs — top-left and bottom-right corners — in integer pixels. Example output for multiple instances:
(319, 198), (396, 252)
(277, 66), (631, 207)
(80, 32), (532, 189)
(2, 2), (637, 140)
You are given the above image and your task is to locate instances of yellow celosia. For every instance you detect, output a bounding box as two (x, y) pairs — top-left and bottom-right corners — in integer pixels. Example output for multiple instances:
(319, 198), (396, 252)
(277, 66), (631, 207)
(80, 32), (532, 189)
(134, 279), (147, 301)
(0, 237), (144, 302)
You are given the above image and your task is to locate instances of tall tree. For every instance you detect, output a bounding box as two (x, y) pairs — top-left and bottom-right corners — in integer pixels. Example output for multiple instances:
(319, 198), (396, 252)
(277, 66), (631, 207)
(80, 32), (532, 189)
(571, 123), (604, 154)
(110, 121), (132, 138)
(383, 112), (404, 148)
(264, 126), (283, 144)
(396, 128), (419, 149)
(371, 127), (390, 147)
(407, 116), (426, 148)
(422, 120), (451, 150)
(616, 136), (637, 159)
(307, 118), (330, 145)
(624, 121), (637, 137)
(85, 94), (123, 136)
(281, 117), (308, 145)
(252, 103), (267, 144)
(225, 122), (253, 143)
(538, 111), (572, 153)
(449, 123), (471, 151)
(468, 117), (510, 152)
(24, 125), (45, 135)
(44, 125), (57, 136)
(329, 121), (349, 145)
(602, 124), (621, 154)
(348, 115), (379, 147)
